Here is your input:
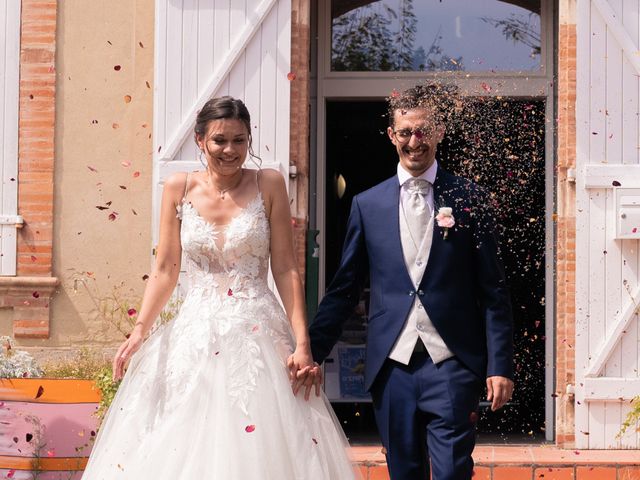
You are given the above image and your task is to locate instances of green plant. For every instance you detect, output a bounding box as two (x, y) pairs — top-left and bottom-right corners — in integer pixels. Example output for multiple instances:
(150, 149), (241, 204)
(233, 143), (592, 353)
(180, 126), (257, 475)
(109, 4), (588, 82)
(619, 395), (640, 438)
(42, 347), (109, 380)
(42, 348), (120, 424)
(94, 364), (120, 421)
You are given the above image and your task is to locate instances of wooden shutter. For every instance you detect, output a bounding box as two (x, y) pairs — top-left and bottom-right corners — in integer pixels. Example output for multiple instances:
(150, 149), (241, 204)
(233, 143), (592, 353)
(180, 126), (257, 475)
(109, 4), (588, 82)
(576, 0), (640, 449)
(153, 0), (291, 293)
(0, 0), (22, 275)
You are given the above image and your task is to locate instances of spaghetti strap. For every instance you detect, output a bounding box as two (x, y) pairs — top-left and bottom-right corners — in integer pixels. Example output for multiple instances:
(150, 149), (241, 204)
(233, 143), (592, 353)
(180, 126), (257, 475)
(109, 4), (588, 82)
(255, 169), (261, 194)
(182, 171), (191, 202)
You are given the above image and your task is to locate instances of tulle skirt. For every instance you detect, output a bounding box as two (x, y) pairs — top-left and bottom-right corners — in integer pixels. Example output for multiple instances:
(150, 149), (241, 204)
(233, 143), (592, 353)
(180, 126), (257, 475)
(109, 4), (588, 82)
(82, 290), (359, 479)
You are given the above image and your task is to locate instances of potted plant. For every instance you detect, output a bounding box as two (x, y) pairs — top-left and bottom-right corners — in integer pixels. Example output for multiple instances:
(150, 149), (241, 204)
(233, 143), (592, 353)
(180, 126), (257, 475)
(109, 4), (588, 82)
(0, 337), (107, 480)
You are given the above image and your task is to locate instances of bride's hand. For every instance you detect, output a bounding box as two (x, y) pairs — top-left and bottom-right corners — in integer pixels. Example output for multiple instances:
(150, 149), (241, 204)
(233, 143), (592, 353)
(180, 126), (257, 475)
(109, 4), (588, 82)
(287, 347), (323, 400)
(112, 331), (144, 381)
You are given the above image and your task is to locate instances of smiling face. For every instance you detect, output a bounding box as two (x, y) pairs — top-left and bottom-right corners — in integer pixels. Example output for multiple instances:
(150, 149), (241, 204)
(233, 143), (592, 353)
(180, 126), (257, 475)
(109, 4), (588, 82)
(388, 107), (444, 177)
(197, 119), (249, 177)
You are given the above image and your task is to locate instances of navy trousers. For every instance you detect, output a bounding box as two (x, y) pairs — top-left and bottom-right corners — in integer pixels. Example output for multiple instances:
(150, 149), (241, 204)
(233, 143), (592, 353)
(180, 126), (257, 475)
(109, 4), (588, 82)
(371, 352), (482, 480)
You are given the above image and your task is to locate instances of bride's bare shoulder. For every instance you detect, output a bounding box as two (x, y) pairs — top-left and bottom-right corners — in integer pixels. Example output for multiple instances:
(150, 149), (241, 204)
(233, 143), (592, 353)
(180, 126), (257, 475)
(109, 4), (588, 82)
(257, 168), (286, 192)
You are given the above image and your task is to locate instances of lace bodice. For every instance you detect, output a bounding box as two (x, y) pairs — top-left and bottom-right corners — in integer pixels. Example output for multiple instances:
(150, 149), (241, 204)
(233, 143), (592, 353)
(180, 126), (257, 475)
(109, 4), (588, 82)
(176, 193), (270, 299)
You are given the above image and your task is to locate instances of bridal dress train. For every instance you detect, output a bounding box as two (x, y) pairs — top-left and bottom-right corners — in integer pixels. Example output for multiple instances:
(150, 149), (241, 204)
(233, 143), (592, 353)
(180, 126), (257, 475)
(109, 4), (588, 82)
(82, 181), (358, 479)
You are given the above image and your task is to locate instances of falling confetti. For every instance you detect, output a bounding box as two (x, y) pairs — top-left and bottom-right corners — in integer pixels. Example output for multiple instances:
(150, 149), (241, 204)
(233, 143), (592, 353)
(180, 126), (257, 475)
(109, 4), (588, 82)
(124, 95), (132, 103)
(287, 72), (296, 81)
(35, 385), (44, 399)
(87, 165), (98, 172)
(245, 425), (256, 433)
(114, 65), (122, 71)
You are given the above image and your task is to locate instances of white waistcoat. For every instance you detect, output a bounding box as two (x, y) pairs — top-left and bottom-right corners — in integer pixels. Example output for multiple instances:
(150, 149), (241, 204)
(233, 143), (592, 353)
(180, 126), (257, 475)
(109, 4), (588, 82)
(387, 202), (454, 365)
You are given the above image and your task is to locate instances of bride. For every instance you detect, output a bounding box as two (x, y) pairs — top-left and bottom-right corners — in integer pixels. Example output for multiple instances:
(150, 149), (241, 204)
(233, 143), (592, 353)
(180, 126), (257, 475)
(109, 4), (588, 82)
(81, 96), (358, 479)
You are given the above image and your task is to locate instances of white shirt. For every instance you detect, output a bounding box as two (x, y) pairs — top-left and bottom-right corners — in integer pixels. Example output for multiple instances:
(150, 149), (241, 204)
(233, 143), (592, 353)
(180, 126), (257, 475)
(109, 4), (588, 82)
(397, 160), (438, 214)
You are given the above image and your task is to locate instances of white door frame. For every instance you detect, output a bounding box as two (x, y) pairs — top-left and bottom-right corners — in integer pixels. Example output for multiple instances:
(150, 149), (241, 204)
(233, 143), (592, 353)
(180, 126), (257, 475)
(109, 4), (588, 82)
(312, 0), (557, 441)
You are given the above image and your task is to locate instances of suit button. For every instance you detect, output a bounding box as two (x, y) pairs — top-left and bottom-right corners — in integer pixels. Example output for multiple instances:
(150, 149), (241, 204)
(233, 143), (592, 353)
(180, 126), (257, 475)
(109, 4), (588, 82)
(417, 304), (423, 310)
(418, 290), (424, 296)
(416, 260), (423, 267)
(417, 323), (425, 332)
(408, 290), (415, 297)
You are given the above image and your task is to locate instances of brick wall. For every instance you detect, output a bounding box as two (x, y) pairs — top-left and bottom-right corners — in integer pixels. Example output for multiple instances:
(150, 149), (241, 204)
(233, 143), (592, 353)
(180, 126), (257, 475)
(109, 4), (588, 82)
(555, 20), (577, 447)
(4, 0), (59, 338)
(290, 0), (311, 284)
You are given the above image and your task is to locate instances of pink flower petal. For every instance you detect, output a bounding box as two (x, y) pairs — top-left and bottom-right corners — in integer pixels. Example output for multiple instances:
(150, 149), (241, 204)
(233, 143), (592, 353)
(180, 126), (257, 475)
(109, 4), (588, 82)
(245, 425), (256, 433)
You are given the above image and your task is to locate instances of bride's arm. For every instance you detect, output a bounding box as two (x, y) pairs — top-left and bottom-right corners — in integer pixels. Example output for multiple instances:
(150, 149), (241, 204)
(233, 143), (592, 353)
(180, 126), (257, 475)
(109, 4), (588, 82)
(112, 172), (185, 380)
(262, 170), (319, 396)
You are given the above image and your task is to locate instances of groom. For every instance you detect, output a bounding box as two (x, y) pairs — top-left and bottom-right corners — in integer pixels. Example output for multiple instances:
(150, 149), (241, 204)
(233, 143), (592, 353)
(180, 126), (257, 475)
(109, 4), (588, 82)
(306, 84), (514, 479)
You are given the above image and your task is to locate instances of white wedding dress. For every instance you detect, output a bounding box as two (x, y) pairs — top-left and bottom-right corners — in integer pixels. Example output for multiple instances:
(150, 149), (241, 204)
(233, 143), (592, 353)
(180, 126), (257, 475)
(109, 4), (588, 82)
(82, 184), (358, 479)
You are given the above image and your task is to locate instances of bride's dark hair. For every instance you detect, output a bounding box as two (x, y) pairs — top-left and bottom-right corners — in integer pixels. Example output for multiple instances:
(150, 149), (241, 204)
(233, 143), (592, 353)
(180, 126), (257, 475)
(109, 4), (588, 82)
(194, 96), (260, 163)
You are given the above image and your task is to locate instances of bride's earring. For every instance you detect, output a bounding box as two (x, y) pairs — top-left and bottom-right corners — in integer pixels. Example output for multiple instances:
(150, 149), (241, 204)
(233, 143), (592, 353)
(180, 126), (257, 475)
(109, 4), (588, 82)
(198, 149), (206, 168)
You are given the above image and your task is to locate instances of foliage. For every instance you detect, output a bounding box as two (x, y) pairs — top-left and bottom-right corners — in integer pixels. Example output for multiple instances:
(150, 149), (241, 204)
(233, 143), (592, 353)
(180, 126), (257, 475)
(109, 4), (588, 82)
(94, 364), (121, 422)
(42, 347), (109, 380)
(331, 0), (462, 72)
(0, 335), (43, 378)
(481, 13), (541, 58)
(41, 347), (120, 425)
(618, 396), (640, 438)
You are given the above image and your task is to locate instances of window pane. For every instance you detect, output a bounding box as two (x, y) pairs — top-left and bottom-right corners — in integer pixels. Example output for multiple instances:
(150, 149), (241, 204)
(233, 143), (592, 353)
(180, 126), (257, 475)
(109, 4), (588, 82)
(331, 0), (541, 72)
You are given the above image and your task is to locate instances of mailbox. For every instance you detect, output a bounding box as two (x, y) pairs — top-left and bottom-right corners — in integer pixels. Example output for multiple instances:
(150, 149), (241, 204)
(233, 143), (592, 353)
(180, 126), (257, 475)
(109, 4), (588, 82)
(615, 187), (640, 239)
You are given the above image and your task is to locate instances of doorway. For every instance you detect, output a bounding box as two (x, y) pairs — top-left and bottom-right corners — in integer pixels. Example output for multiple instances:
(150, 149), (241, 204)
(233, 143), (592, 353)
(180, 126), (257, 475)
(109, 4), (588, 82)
(322, 98), (546, 442)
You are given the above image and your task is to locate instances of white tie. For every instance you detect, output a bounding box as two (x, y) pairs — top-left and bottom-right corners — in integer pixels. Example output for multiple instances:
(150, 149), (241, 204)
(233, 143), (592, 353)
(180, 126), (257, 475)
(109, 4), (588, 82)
(404, 178), (431, 248)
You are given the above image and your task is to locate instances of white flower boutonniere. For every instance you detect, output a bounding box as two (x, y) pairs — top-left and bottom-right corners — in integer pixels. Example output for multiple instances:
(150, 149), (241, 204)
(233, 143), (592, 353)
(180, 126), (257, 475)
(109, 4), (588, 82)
(436, 207), (455, 240)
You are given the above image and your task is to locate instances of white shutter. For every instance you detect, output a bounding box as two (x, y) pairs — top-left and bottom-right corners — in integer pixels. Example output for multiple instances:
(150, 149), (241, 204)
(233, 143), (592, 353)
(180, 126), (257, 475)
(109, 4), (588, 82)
(0, 1), (22, 276)
(153, 0), (291, 292)
(576, 0), (640, 449)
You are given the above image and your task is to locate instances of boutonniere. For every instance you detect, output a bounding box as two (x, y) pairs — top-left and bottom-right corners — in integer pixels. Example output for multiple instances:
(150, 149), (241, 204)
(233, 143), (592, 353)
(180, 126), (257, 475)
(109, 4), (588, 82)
(436, 207), (455, 239)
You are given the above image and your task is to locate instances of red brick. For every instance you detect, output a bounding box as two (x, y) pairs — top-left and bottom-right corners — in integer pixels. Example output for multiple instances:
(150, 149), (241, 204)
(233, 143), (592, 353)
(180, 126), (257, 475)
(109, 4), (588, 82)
(355, 465), (368, 479)
(618, 467), (640, 480)
(494, 466), (533, 480)
(368, 465), (390, 480)
(534, 467), (574, 480)
(473, 466), (492, 480)
(576, 467), (615, 480)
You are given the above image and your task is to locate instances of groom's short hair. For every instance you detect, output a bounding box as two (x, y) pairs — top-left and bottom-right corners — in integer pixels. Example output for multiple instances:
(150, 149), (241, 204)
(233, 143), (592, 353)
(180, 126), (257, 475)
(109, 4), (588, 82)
(387, 83), (459, 127)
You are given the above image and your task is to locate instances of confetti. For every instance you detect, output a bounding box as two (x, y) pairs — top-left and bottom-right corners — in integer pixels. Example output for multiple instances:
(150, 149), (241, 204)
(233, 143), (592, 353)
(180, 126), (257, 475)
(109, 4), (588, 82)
(245, 425), (256, 433)
(287, 72), (296, 81)
(124, 95), (132, 103)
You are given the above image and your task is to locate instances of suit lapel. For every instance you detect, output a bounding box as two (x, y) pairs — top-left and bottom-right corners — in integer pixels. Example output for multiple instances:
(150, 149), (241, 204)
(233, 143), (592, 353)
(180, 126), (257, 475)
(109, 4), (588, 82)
(423, 168), (451, 280)
(375, 178), (413, 284)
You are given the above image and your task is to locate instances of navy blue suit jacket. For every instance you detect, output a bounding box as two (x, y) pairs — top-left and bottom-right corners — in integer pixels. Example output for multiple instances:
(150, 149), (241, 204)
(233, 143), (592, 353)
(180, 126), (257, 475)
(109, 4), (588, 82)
(310, 169), (514, 392)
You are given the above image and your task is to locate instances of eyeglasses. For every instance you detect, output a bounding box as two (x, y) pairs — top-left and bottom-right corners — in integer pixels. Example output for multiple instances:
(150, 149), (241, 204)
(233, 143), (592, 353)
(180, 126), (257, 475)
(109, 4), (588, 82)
(392, 126), (436, 144)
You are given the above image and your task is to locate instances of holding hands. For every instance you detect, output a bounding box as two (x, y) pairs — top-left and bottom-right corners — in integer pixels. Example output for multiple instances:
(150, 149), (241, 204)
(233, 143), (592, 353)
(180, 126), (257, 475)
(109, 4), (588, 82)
(286, 347), (323, 400)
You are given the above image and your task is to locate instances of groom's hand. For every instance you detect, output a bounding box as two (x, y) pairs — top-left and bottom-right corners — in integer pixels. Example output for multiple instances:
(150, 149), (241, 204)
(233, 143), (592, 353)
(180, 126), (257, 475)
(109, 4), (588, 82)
(286, 354), (323, 400)
(486, 376), (514, 411)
